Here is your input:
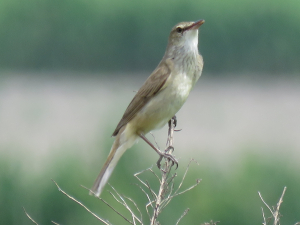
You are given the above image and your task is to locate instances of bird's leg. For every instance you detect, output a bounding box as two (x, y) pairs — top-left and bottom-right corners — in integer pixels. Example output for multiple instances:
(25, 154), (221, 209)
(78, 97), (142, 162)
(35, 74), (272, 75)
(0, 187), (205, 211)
(168, 115), (177, 131)
(139, 133), (178, 169)
(164, 116), (179, 169)
(166, 115), (177, 150)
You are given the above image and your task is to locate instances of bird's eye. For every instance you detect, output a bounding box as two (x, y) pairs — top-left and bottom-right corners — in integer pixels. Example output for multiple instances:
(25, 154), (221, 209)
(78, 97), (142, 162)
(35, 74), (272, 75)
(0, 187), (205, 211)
(176, 27), (183, 33)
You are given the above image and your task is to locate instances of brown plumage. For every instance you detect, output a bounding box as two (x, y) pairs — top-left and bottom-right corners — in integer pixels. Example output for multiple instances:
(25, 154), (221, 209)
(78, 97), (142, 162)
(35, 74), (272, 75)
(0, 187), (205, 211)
(90, 20), (204, 197)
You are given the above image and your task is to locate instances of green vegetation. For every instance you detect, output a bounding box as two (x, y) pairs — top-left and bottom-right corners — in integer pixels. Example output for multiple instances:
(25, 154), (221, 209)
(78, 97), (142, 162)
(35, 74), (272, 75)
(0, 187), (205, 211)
(0, 0), (299, 74)
(1, 147), (299, 225)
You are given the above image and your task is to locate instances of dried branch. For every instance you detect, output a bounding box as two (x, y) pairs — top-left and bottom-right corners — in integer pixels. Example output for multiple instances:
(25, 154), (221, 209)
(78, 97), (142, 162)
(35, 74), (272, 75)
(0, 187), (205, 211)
(51, 221), (60, 225)
(201, 221), (220, 225)
(52, 180), (111, 225)
(108, 184), (142, 225)
(83, 185), (142, 224)
(258, 186), (290, 225)
(175, 208), (190, 225)
(24, 116), (202, 225)
(134, 167), (158, 199)
(23, 207), (39, 225)
(124, 196), (143, 223)
(150, 132), (160, 150)
(134, 117), (201, 225)
(274, 187), (286, 225)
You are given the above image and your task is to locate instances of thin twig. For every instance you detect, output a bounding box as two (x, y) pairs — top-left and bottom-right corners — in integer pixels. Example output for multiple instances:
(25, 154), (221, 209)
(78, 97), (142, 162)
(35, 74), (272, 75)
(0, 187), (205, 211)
(82, 186), (129, 219)
(174, 159), (198, 195)
(261, 207), (267, 225)
(52, 180), (111, 225)
(135, 184), (154, 207)
(124, 196), (143, 224)
(134, 167), (158, 198)
(108, 191), (134, 225)
(258, 186), (288, 225)
(145, 180), (157, 201)
(51, 221), (60, 225)
(83, 185), (141, 224)
(148, 168), (161, 184)
(109, 184), (142, 224)
(135, 154), (200, 225)
(23, 207), (39, 225)
(274, 186), (286, 225)
(258, 191), (274, 215)
(173, 179), (201, 197)
(167, 172), (177, 187)
(134, 167), (154, 186)
(201, 220), (220, 225)
(109, 185), (127, 205)
(175, 208), (190, 225)
(149, 132), (160, 150)
(132, 117), (202, 224)
(106, 192), (135, 224)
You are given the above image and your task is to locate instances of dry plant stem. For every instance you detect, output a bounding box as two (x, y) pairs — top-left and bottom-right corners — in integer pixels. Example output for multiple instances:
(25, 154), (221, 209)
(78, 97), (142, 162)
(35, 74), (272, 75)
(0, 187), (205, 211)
(201, 221), (220, 225)
(83, 185), (143, 225)
(150, 118), (176, 225)
(150, 132), (160, 150)
(134, 183), (155, 218)
(175, 208), (190, 225)
(260, 206), (269, 225)
(95, 188), (142, 224)
(274, 187), (287, 225)
(172, 159), (200, 197)
(134, 167), (159, 199)
(106, 191), (135, 225)
(25, 119), (200, 225)
(108, 184), (142, 225)
(124, 196), (143, 223)
(52, 180), (111, 225)
(23, 207), (39, 225)
(51, 222), (60, 225)
(149, 117), (202, 225)
(258, 186), (287, 225)
(133, 117), (201, 225)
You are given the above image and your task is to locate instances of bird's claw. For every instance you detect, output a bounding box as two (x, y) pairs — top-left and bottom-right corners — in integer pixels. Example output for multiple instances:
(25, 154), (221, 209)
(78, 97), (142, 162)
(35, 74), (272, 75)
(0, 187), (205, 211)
(166, 146), (174, 153)
(156, 151), (178, 170)
(168, 115), (177, 128)
(172, 115), (177, 127)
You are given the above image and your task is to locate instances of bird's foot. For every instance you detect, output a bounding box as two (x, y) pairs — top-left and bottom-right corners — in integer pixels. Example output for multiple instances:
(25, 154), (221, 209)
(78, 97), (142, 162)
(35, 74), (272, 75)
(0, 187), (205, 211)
(168, 115), (177, 128)
(156, 147), (178, 170)
(172, 115), (177, 127)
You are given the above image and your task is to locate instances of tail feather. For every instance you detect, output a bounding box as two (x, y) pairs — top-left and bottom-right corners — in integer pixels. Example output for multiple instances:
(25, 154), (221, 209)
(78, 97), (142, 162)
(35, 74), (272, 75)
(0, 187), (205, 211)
(90, 128), (137, 197)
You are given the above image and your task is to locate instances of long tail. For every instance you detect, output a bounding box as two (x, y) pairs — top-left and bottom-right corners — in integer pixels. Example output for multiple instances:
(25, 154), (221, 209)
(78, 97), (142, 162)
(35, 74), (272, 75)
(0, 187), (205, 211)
(90, 127), (137, 197)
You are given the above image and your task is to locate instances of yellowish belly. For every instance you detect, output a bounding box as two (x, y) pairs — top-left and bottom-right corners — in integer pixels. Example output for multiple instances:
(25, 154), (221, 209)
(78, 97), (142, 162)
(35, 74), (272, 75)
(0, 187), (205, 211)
(130, 73), (194, 134)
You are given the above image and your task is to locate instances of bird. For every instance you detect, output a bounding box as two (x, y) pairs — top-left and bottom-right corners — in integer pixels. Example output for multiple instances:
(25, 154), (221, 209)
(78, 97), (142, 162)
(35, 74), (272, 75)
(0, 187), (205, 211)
(90, 19), (205, 197)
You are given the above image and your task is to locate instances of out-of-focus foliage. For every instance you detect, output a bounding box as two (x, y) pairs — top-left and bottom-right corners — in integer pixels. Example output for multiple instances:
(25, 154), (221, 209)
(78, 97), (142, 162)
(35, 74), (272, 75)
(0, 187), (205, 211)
(1, 147), (299, 225)
(0, 0), (299, 74)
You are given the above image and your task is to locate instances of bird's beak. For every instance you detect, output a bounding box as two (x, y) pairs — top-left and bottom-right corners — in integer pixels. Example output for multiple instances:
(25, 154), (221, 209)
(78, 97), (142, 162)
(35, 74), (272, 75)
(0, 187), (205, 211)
(186, 19), (205, 30)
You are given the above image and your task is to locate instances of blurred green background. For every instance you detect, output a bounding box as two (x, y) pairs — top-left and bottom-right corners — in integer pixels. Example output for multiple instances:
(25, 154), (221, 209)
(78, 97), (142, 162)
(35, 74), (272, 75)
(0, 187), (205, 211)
(1, 0), (300, 73)
(0, 0), (300, 224)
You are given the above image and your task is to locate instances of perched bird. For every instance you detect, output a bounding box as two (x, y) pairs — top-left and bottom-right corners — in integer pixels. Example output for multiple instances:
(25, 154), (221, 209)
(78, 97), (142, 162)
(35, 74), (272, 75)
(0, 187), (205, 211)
(90, 19), (205, 197)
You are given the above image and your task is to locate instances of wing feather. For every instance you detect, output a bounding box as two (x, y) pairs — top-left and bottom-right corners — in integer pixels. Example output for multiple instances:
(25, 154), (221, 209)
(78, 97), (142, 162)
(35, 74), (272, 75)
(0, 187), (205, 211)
(112, 60), (173, 136)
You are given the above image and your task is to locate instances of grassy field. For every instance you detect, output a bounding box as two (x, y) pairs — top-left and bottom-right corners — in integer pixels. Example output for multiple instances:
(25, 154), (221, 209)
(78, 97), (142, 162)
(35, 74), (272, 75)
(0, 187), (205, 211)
(0, 72), (300, 224)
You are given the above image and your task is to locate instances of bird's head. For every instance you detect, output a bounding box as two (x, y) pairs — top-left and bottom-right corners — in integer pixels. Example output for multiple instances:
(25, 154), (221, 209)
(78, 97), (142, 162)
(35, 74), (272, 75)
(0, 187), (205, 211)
(166, 20), (205, 56)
